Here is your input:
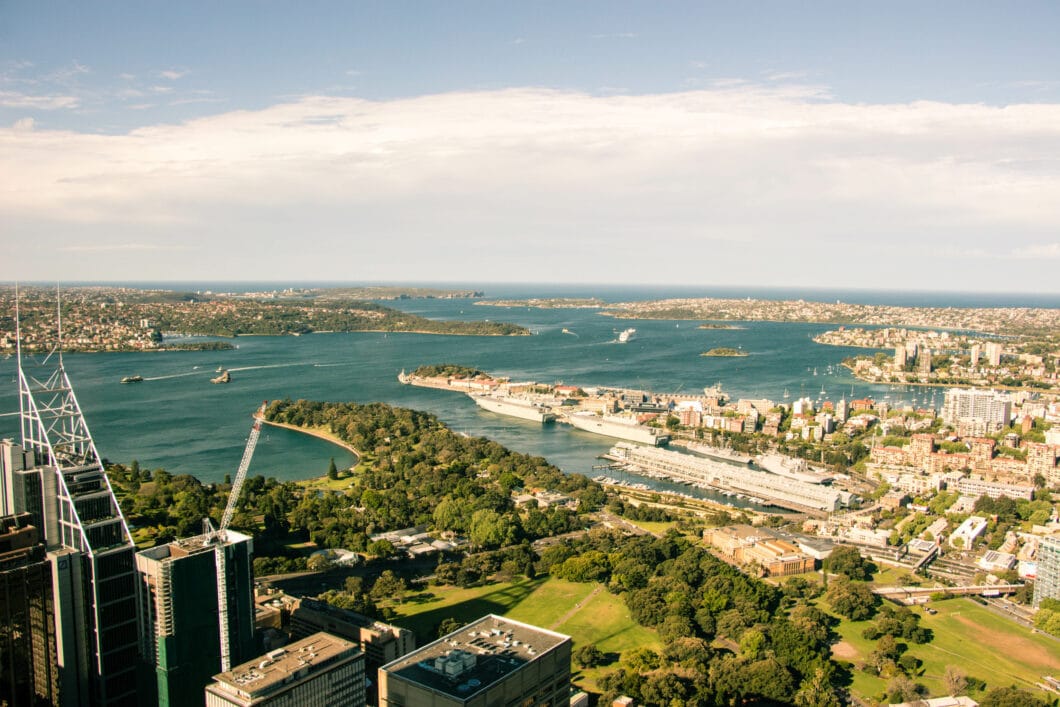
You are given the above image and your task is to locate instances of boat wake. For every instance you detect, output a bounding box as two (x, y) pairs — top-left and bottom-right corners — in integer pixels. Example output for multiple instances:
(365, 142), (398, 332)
(144, 370), (208, 381)
(226, 363), (311, 372)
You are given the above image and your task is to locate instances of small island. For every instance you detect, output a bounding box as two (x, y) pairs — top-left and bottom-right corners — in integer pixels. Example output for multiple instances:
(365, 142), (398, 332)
(697, 323), (742, 330)
(701, 347), (749, 357)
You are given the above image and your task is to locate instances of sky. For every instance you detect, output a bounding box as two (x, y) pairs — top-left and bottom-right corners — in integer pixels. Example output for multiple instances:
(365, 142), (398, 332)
(2, 2), (1060, 293)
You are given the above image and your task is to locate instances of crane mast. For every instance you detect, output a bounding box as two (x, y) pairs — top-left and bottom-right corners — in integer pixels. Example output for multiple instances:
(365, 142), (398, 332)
(218, 402), (267, 535)
(212, 402), (267, 672)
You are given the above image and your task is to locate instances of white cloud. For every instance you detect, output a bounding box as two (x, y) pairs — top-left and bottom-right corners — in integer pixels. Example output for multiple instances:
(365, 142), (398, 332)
(2, 85), (1059, 287)
(1013, 243), (1060, 259)
(158, 69), (189, 81)
(59, 242), (190, 252)
(0, 91), (79, 109)
(12, 117), (34, 130)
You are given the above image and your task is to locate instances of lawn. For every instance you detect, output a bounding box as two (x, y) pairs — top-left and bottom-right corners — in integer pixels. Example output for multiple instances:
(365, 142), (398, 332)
(824, 596), (1060, 702)
(388, 575), (661, 694)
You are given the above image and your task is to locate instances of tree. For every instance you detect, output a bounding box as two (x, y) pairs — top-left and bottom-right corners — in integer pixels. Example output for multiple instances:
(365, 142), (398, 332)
(437, 617), (462, 637)
(370, 570), (406, 604)
(824, 545), (874, 581)
(886, 675), (922, 704)
(793, 665), (842, 707)
(979, 686), (1051, 707)
(943, 665), (967, 695)
(826, 576), (878, 620)
(327, 457), (338, 480)
(306, 552), (334, 572)
(574, 644), (605, 668)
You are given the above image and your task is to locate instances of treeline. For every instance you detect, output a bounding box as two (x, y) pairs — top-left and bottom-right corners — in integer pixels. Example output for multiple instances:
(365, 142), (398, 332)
(265, 399), (605, 549)
(153, 300), (528, 337)
(411, 363), (488, 379)
(524, 529), (842, 706)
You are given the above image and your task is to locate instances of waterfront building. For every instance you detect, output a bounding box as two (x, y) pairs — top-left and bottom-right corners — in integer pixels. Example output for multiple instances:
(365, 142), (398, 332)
(941, 389), (1011, 435)
(205, 632), (365, 707)
(1034, 535), (1060, 607)
(378, 614), (571, 707)
(137, 530), (256, 707)
(5, 351), (142, 706)
(0, 513), (60, 706)
(894, 345), (907, 368)
(611, 443), (843, 513)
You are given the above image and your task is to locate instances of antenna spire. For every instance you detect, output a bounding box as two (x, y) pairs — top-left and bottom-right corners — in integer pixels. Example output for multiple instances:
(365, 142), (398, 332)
(56, 283), (63, 368)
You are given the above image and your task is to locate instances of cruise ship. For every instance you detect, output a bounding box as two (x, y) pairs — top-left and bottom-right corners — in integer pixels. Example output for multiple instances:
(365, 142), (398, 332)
(470, 394), (556, 423)
(565, 412), (669, 446)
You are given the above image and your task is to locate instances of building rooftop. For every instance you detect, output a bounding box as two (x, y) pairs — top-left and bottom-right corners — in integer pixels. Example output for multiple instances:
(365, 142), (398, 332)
(210, 632), (358, 699)
(381, 615), (569, 700)
(139, 529), (252, 562)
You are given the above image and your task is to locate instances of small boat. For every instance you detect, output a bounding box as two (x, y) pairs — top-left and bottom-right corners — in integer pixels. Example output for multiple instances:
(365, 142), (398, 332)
(120, 375), (144, 384)
(617, 328), (636, 343)
(211, 369), (231, 384)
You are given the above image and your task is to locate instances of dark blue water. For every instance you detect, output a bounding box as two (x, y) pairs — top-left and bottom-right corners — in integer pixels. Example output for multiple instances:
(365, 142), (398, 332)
(0, 284), (1032, 500)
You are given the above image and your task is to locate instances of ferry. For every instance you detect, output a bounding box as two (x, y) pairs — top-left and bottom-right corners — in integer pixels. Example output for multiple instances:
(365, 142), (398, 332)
(617, 328), (636, 343)
(469, 394), (556, 423)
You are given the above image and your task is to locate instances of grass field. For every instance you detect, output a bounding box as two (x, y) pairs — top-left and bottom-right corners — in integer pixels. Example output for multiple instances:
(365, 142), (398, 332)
(825, 596), (1060, 702)
(388, 575), (661, 693)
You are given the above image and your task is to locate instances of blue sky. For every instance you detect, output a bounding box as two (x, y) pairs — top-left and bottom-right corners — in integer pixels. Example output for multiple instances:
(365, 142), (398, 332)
(2, 2), (1060, 291)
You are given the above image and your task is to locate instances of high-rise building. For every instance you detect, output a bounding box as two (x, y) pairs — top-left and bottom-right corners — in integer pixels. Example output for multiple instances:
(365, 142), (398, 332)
(969, 343), (981, 366)
(137, 530), (256, 707)
(0, 513), (60, 706)
(205, 632), (365, 707)
(941, 388), (1012, 435)
(985, 342), (1003, 367)
(6, 349), (143, 706)
(894, 345), (907, 368)
(1033, 535), (1060, 607)
(378, 615), (572, 707)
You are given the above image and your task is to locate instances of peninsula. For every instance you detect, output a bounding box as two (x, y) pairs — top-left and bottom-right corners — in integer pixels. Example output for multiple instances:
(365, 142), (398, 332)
(0, 285), (528, 353)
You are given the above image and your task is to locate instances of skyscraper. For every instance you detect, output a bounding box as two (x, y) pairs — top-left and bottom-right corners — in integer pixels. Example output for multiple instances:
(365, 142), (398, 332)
(1034, 535), (1060, 607)
(137, 530), (257, 707)
(0, 512), (60, 706)
(8, 343), (142, 706)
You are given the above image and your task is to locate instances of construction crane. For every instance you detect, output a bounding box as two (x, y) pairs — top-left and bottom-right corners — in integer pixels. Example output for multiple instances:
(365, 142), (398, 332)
(206, 401), (267, 672)
(204, 402), (268, 543)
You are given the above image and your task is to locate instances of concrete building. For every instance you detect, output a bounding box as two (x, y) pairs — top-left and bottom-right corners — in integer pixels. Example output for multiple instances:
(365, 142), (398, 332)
(1033, 535), (1060, 607)
(137, 530), (257, 707)
(0, 513), (60, 706)
(290, 597), (415, 674)
(378, 615), (571, 707)
(985, 342), (1003, 367)
(949, 516), (988, 550)
(955, 477), (1034, 501)
(205, 632), (365, 707)
(941, 389), (1011, 435)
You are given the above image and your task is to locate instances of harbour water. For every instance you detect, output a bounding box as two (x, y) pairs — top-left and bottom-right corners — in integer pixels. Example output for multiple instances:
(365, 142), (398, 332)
(3, 284), (1054, 502)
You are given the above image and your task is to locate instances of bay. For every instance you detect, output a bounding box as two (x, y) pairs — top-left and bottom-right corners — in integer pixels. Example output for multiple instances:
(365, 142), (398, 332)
(2, 284), (1051, 501)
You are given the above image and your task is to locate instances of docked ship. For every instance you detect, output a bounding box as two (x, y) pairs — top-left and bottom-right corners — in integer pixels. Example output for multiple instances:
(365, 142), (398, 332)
(469, 394), (556, 423)
(683, 441), (752, 465)
(617, 328), (636, 343)
(754, 453), (833, 484)
(565, 412), (669, 446)
(120, 375), (144, 384)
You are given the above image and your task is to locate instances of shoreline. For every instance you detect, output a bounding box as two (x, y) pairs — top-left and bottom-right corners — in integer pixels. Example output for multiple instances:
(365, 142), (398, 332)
(258, 418), (361, 466)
